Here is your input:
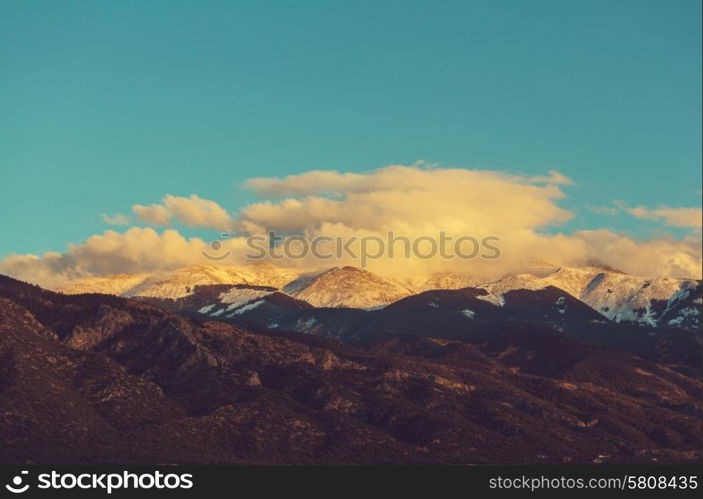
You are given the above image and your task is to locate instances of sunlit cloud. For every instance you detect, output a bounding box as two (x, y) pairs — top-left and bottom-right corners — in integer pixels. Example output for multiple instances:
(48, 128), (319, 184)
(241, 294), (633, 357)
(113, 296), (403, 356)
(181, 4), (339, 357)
(626, 205), (702, 228)
(1, 165), (701, 287)
(133, 194), (234, 231)
(0, 228), (251, 287)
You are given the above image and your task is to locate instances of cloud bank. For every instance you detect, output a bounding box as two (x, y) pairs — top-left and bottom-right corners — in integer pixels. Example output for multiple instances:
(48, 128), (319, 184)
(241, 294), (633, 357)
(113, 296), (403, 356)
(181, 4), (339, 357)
(1, 165), (700, 287)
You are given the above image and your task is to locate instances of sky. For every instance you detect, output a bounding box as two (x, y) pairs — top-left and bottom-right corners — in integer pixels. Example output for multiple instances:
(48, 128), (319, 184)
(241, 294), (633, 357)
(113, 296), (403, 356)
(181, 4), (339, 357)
(0, 0), (701, 284)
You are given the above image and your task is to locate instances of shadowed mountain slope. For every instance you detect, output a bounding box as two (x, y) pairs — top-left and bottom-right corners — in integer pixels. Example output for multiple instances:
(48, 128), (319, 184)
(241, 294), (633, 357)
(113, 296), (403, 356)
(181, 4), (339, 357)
(1, 274), (701, 465)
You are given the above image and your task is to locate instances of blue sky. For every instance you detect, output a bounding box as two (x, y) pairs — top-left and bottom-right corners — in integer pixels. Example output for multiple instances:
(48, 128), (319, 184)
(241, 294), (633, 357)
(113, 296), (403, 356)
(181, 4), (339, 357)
(1, 0), (701, 259)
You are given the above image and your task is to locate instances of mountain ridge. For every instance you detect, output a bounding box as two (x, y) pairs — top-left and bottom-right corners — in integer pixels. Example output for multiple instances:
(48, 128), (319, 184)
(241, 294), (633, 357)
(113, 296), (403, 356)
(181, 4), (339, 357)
(1, 273), (701, 465)
(51, 263), (701, 329)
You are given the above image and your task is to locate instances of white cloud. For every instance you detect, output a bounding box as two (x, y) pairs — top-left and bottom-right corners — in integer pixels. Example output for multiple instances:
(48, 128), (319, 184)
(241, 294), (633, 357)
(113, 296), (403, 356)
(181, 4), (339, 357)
(627, 206), (702, 228)
(101, 213), (131, 226)
(241, 166), (572, 235)
(133, 203), (172, 226)
(133, 194), (234, 230)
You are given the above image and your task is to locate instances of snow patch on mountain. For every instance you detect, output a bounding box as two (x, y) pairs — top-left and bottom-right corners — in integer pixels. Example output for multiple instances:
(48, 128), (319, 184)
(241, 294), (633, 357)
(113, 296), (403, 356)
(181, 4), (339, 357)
(232, 299), (265, 315)
(476, 293), (505, 307)
(198, 304), (216, 314)
(220, 287), (273, 310)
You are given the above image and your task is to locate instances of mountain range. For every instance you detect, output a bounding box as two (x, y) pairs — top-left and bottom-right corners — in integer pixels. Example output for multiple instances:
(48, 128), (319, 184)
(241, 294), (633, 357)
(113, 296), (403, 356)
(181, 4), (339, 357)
(1, 272), (702, 465)
(55, 263), (702, 374)
(1, 262), (700, 465)
(58, 262), (701, 328)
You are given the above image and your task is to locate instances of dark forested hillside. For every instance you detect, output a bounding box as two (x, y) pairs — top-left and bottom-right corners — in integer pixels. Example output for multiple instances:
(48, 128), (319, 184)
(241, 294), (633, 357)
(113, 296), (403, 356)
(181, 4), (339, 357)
(0, 274), (701, 465)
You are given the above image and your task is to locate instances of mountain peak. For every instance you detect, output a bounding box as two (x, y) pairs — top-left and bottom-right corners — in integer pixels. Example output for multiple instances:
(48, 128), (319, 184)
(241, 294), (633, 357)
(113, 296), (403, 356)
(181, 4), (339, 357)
(289, 266), (413, 308)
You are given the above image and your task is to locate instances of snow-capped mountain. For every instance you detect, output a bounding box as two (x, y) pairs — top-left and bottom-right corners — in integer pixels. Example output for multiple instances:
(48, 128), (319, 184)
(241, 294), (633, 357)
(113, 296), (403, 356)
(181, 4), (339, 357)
(284, 266), (414, 308)
(54, 262), (700, 327)
(58, 262), (300, 299)
(480, 265), (700, 327)
(58, 264), (414, 309)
